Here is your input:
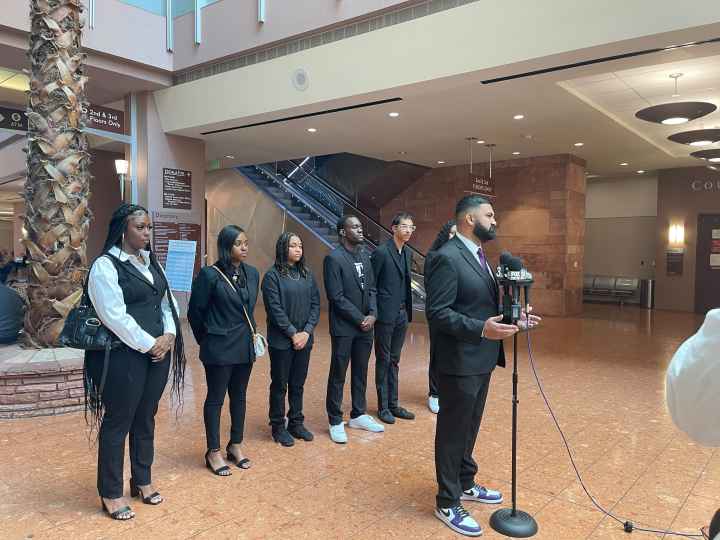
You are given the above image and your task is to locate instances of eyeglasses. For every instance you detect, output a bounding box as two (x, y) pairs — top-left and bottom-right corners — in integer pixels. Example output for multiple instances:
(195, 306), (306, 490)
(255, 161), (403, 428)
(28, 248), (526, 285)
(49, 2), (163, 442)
(396, 225), (416, 232)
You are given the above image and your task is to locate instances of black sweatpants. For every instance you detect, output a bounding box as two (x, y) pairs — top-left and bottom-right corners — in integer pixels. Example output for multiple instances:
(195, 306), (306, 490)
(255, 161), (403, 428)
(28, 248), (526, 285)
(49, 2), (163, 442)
(435, 371), (492, 508)
(86, 347), (170, 499)
(374, 308), (408, 411)
(203, 362), (253, 450)
(268, 346), (311, 427)
(326, 333), (373, 426)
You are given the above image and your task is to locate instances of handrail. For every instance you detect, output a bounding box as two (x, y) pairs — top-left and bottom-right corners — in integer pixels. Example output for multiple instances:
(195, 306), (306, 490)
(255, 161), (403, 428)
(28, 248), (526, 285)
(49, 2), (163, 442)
(283, 158), (427, 260)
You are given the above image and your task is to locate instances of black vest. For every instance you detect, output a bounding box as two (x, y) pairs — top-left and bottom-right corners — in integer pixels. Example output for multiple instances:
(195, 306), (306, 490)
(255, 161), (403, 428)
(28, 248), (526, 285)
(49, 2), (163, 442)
(111, 256), (167, 338)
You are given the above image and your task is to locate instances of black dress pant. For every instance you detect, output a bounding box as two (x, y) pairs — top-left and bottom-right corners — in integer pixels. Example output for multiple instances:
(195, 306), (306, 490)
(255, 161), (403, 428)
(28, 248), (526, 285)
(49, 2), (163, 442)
(87, 347), (170, 499)
(374, 309), (408, 411)
(268, 346), (311, 427)
(429, 364), (439, 398)
(203, 362), (253, 450)
(326, 333), (373, 426)
(435, 371), (492, 508)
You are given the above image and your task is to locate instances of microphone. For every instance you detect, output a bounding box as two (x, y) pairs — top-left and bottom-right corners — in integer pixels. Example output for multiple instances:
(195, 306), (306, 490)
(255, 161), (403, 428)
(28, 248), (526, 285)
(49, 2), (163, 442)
(496, 251), (533, 324)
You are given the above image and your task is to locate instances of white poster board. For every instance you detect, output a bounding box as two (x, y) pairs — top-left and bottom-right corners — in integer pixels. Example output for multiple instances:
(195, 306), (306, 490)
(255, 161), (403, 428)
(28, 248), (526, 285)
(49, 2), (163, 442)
(165, 239), (196, 292)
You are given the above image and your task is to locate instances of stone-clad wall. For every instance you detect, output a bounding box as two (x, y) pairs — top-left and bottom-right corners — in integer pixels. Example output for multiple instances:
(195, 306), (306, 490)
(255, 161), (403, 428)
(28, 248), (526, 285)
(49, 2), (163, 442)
(380, 154), (586, 316)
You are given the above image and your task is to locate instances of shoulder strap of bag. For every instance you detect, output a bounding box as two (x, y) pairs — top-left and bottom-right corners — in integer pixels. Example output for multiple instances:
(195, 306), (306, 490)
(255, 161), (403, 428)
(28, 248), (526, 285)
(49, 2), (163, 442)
(211, 265), (256, 335)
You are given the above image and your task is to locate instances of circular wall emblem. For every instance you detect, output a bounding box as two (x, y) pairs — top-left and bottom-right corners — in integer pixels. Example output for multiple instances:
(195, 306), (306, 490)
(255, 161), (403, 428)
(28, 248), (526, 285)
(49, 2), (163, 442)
(292, 68), (309, 91)
(11, 113), (21, 122)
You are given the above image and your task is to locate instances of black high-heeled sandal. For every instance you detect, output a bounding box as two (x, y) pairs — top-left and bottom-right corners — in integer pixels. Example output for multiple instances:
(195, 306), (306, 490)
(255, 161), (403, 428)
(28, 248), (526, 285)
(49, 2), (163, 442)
(130, 478), (163, 505)
(226, 443), (251, 469)
(205, 449), (232, 476)
(101, 499), (134, 520)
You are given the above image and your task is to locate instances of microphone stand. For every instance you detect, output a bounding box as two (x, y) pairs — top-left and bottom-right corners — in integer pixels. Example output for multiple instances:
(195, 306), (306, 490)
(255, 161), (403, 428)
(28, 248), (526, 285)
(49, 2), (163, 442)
(490, 284), (538, 538)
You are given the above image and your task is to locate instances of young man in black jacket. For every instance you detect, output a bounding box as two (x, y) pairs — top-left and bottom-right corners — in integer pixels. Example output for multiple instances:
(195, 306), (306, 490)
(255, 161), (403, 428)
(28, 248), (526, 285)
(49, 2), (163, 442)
(323, 215), (384, 443)
(371, 212), (416, 424)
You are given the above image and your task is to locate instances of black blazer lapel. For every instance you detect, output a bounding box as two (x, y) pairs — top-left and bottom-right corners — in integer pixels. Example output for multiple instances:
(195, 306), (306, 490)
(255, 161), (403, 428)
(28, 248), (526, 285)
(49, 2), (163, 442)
(387, 241), (405, 276)
(452, 238), (496, 299)
(340, 247), (365, 291)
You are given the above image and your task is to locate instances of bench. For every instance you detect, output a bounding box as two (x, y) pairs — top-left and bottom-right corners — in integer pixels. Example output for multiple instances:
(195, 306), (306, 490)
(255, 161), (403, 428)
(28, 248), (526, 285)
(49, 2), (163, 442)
(583, 275), (641, 305)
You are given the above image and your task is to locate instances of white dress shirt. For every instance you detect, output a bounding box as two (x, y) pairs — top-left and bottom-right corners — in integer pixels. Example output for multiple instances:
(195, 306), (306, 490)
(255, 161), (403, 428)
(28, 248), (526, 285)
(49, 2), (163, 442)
(666, 309), (720, 447)
(88, 246), (177, 353)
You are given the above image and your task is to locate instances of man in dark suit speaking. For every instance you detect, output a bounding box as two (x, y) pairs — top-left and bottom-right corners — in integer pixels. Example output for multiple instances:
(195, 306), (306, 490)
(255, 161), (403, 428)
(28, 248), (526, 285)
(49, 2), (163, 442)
(426, 195), (540, 537)
(324, 215), (385, 444)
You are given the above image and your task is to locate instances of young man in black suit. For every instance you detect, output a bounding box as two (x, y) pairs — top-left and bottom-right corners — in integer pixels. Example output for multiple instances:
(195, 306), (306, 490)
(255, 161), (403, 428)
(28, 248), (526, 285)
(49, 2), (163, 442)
(324, 215), (384, 443)
(426, 195), (540, 536)
(371, 212), (416, 424)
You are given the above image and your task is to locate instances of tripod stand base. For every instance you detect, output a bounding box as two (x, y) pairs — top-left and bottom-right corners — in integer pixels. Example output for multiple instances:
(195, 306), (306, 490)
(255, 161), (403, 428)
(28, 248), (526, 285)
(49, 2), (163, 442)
(489, 508), (538, 538)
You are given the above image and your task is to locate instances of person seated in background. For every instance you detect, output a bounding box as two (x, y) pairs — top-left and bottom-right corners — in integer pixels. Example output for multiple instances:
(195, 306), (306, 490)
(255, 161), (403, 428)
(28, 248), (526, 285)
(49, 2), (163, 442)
(0, 282), (24, 344)
(666, 308), (720, 540)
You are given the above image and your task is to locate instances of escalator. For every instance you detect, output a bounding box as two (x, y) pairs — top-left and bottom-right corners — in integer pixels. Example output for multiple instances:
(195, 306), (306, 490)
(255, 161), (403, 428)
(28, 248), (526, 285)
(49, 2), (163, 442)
(237, 159), (427, 312)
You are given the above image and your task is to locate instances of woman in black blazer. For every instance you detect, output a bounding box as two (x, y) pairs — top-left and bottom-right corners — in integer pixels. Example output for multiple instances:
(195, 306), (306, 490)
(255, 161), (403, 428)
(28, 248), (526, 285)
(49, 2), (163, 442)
(261, 232), (321, 446)
(188, 225), (259, 476)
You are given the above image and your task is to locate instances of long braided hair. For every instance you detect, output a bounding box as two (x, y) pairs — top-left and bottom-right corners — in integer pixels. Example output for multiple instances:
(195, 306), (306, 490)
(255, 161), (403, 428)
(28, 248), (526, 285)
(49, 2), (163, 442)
(429, 219), (457, 252)
(84, 204), (187, 431)
(274, 232), (308, 278)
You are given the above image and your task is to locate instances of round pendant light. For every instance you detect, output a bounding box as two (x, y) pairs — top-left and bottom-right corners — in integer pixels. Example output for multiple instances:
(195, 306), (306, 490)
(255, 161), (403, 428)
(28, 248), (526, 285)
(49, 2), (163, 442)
(690, 149), (720, 163)
(635, 102), (717, 125)
(668, 129), (720, 147)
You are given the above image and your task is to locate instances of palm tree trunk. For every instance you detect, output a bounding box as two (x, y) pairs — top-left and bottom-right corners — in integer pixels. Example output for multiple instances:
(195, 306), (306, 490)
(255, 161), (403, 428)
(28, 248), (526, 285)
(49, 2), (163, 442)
(23, 0), (91, 347)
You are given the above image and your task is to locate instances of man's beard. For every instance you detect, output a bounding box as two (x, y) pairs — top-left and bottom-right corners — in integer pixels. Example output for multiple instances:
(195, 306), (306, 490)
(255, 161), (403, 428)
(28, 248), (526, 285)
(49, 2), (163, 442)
(474, 222), (496, 242)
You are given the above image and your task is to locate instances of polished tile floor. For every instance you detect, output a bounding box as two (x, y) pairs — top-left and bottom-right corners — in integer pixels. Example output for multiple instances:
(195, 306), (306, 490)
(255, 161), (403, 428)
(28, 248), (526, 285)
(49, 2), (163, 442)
(0, 305), (717, 539)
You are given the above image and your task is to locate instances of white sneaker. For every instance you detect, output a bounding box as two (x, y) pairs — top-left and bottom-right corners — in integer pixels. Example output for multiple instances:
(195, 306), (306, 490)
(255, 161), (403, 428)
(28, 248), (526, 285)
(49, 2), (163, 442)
(347, 414), (385, 432)
(329, 422), (348, 444)
(428, 396), (440, 414)
(434, 505), (483, 536)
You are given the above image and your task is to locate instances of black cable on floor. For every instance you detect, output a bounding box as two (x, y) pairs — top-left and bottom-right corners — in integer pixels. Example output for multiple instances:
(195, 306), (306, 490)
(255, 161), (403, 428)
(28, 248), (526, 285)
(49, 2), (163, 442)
(522, 305), (703, 538)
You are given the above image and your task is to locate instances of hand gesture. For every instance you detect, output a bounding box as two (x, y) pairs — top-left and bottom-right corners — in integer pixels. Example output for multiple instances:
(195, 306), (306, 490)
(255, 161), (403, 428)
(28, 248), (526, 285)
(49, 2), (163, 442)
(483, 315), (519, 340)
(517, 305), (542, 331)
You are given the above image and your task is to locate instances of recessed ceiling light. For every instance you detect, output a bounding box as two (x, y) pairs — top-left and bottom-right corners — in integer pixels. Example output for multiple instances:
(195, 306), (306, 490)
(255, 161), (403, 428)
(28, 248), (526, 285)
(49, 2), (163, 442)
(224, 155), (235, 159)
(690, 140), (714, 147)
(437, 160), (446, 164)
(513, 114), (525, 120)
(662, 117), (690, 125)
(574, 142), (584, 147)
(637, 170), (646, 174)
(512, 151), (521, 155)
(398, 151), (407, 155)
(476, 140), (485, 144)
(307, 128), (317, 133)
(690, 149), (720, 163)
(709, 157), (720, 163)
(619, 162), (629, 166)
(388, 112), (400, 118)
(668, 129), (720, 147)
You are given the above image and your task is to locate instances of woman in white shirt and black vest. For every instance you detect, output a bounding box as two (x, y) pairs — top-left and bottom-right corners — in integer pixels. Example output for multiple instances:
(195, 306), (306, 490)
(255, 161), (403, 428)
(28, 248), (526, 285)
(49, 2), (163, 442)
(85, 204), (186, 520)
(188, 225), (260, 477)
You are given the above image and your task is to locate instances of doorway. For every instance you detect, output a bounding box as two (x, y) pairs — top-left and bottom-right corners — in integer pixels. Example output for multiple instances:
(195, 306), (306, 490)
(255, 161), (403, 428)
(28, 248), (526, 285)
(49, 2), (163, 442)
(694, 214), (720, 314)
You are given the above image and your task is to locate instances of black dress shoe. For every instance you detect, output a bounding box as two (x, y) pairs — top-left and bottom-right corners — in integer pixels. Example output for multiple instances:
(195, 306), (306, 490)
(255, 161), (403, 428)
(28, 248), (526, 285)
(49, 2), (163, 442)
(391, 407), (416, 420)
(271, 425), (295, 447)
(378, 409), (396, 424)
(288, 424), (314, 441)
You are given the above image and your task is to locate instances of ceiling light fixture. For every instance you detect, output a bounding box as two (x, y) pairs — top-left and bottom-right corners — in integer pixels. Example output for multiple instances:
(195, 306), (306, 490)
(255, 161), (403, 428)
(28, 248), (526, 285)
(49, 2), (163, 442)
(574, 142), (584, 147)
(619, 162), (629, 166)
(437, 160), (445, 165)
(513, 114), (525, 120)
(224, 155), (235, 159)
(637, 170), (646, 174)
(388, 112), (400, 118)
(691, 149), (720, 163)
(668, 129), (720, 147)
(635, 102), (716, 125)
(476, 140), (485, 144)
(307, 128), (317, 133)
(512, 151), (521, 155)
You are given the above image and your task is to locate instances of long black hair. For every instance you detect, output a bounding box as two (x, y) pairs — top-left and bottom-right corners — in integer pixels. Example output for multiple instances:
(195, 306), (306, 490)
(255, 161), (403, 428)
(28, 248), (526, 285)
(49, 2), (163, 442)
(429, 219), (456, 252)
(85, 203), (187, 430)
(215, 224), (247, 282)
(274, 231), (308, 278)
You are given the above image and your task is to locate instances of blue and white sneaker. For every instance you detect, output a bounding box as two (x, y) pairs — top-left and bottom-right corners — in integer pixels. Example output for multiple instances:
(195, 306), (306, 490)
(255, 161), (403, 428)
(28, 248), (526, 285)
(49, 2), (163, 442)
(461, 483), (503, 504)
(434, 505), (483, 537)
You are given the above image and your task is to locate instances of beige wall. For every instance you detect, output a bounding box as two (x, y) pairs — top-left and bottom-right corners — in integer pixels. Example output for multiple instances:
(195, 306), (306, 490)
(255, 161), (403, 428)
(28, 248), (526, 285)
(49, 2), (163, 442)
(173, 0), (417, 71)
(87, 150), (124, 262)
(585, 217), (657, 279)
(0, 222), (12, 255)
(655, 167), (720, 312)
(584, 177), (658, 279)
(205, 168), (330, 310)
